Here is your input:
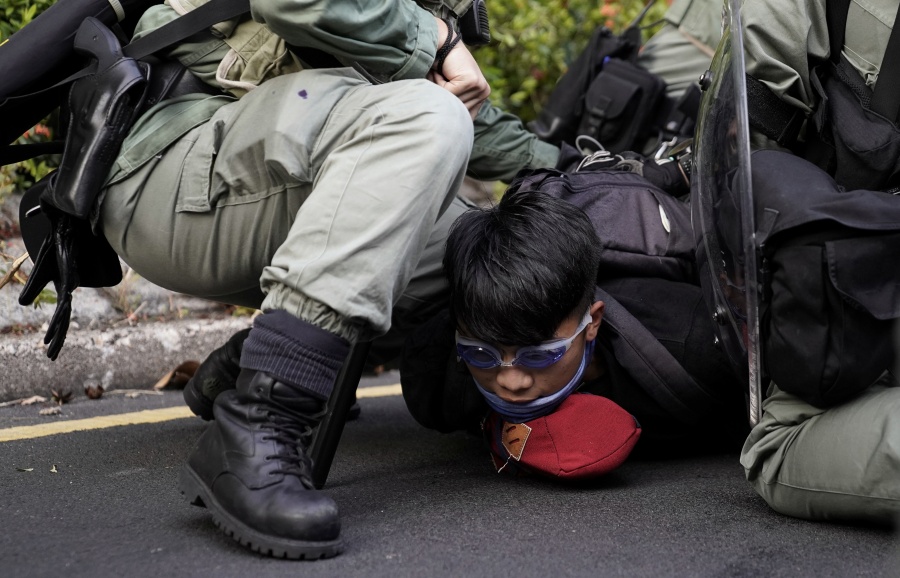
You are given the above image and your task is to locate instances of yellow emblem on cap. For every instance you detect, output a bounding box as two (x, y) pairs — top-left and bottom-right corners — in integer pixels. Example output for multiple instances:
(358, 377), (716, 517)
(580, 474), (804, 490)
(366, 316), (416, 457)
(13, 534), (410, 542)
(501, 422), (532, 461)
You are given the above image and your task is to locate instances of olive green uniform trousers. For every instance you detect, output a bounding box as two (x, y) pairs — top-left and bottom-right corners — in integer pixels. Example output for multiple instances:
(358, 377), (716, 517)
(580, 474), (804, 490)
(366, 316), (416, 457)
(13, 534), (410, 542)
(101, 68), (473, 347)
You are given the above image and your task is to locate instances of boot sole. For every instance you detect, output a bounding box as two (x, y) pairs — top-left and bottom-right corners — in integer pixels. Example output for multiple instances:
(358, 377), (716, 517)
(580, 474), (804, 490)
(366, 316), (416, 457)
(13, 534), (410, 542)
(179, 464), (344, 560)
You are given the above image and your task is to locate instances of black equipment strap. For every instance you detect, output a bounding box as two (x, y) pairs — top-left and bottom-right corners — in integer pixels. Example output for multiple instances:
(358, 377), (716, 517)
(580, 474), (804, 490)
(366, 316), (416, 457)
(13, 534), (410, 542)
(124, 0), (249, 60)
(747, 0), (900, 143)
(869, 2), (900, 122)
(745, 73), (804, 147)
(595, 287), (716, 426)
(1, 142), (65, 165)
(826, 0), (850, 63)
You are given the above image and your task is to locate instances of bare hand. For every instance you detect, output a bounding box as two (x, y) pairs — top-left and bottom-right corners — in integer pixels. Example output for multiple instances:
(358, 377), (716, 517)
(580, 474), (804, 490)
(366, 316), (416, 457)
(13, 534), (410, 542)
(429, 18), (490, 119)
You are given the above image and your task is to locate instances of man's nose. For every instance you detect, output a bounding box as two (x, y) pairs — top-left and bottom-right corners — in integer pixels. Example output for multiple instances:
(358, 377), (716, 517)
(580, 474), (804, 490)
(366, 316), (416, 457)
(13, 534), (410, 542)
(494, 366), (532, 393)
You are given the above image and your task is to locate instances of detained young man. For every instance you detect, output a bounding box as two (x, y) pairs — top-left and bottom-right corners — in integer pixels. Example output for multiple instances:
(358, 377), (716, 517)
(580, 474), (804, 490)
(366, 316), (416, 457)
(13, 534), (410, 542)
(400, 188), (748, 479)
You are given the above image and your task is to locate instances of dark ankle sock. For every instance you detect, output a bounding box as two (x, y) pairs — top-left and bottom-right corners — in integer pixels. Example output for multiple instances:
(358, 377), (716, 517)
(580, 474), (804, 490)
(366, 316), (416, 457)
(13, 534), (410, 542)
(240, 310), (350, 399)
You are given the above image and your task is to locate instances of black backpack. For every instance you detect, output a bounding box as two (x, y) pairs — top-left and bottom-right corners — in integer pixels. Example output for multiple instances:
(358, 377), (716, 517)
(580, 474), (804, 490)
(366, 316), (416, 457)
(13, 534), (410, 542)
(527, 11), (700, 156)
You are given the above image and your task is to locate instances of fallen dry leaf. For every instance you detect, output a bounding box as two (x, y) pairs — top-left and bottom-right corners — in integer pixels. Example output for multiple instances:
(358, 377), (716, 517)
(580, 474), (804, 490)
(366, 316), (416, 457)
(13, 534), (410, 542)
(152, 370), (175, 391)
(84, 385), (104, 400)
(0, 253), (29, 291)
(0, 395), (47, 408)
(39, 407), (61, 416)
(153, 360), (200, 391)
(50, 388), (73, 405)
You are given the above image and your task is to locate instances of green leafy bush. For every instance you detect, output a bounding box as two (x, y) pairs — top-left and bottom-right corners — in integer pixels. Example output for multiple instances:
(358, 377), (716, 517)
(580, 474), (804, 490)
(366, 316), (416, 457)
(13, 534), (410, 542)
(474, 0), (669, 123)
(0, 0), (56, 42)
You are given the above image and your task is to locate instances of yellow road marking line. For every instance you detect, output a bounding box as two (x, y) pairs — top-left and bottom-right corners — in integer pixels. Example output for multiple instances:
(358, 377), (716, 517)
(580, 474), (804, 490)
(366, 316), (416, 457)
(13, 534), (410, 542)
(0, 384), (402, 443)
(0, 406), (194, 442)
(355, 384), (402, 398)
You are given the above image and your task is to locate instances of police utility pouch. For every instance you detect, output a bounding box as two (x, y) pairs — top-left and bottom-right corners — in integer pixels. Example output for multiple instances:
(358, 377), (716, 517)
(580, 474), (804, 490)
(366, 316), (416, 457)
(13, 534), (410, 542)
(751, 150), (900, 408)
(805, 57), (900, 192)
(528, 26), (642, 146)
(763, 228), (900, 407)
(577, 58), (666, 154)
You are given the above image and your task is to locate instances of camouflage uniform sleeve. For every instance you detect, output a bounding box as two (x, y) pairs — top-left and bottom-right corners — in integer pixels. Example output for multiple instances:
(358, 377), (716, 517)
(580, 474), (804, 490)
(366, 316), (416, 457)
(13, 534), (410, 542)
(662, 0), (725, 51)
(468, 100), (560, 182)
(249, 0), (439, 81)
(742, 0), (830, 115)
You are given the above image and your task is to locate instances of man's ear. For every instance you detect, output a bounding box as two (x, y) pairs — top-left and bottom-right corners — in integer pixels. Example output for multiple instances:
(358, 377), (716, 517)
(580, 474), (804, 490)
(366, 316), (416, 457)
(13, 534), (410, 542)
(586, 300), (605, 340)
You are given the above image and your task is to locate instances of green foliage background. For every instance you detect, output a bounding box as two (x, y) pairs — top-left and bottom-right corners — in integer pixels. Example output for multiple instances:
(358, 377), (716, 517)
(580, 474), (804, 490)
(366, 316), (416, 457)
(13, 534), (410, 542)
(1, 0), (59, 200)
(0, 0), (668, 193)
(474, 0), (669, 122)
(0, 0), (55, 42)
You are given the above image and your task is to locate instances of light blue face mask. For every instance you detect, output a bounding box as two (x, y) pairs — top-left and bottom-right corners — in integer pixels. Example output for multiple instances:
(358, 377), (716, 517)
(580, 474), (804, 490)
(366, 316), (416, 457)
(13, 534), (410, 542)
(473, 338), (596, 423)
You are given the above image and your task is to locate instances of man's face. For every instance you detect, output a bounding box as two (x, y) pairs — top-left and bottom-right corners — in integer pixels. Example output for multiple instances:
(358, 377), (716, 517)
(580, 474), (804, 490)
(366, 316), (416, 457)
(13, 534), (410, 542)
(459, 301), (604, 403)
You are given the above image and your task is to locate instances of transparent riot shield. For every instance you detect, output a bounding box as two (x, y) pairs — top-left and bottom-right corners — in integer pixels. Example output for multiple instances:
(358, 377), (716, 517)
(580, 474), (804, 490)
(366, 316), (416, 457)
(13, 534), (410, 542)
(691, 0), (763, 425)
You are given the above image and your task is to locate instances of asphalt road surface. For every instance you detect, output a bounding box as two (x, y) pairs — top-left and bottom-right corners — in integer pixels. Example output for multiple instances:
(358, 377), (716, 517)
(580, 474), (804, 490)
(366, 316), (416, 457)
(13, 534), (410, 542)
(1, 371), (897, 578)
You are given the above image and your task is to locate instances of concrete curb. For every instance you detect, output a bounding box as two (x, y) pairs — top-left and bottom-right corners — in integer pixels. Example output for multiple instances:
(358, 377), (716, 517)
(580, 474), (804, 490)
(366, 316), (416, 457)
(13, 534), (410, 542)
(0, 317), (251, 402)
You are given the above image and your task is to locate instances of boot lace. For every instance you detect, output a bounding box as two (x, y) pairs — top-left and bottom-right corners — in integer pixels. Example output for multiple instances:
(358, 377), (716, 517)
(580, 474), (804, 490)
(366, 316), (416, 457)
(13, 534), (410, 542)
(260, 403), (328, 488)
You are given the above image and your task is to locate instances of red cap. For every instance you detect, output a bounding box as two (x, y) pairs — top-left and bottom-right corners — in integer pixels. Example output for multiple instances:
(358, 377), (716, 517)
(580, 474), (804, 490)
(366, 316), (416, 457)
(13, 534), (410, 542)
(483, 393), (641, 479)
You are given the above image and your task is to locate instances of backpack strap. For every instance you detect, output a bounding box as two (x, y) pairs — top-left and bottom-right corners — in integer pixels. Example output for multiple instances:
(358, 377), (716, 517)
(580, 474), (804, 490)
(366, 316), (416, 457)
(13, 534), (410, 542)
(745, 74), (804, 148)
(595, 287), (719, 426)
(825, 0), (850, 63)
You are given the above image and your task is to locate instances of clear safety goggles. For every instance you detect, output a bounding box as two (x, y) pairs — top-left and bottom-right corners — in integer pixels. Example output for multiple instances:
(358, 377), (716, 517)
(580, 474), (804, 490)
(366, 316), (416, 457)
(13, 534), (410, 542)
(455, 311), (592, 370)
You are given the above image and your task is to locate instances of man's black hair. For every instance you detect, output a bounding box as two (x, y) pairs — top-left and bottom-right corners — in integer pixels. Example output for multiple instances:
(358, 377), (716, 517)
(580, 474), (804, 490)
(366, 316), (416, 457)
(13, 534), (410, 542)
(443, 188), (601, 345)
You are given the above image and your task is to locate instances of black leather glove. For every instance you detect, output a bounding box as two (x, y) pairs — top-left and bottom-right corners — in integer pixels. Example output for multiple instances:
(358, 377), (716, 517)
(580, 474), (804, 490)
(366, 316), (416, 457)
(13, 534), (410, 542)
(617, 151), (690, 197)
(19, 200), (79, 361)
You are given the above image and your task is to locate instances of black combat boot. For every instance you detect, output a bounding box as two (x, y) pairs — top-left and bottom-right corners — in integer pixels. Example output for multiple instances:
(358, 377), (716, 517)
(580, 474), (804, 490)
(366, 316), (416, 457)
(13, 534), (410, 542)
(180, 368), (343, 560)
(180, 310), (353, 559)
(183, 327), (250, 421)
